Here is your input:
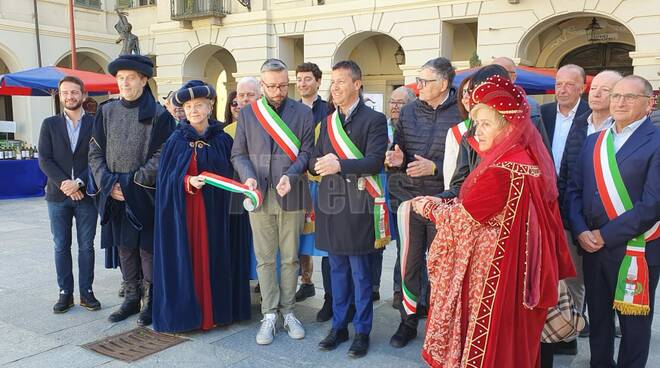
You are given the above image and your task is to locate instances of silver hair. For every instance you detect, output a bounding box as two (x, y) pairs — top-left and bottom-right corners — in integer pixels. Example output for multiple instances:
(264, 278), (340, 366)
(619, 75), (653, 96)
(558, 64), (587, 84)
(392, 86), (416, 103)
(260, 58), (288, 73)
(237, 77), (260, 92)
(421, 57), (455, 85)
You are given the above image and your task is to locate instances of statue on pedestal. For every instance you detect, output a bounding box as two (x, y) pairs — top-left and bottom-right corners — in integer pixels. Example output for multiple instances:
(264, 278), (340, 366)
(115, 10), (140, 55)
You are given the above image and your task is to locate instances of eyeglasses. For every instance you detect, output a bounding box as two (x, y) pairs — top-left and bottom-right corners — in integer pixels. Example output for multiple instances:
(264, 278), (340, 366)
(389, 100), (406, 106)
(230, 101), (239, 107)
(415, 77), (439, 88)
(262, 83), (289, 92)
(610, 93), (651, 103)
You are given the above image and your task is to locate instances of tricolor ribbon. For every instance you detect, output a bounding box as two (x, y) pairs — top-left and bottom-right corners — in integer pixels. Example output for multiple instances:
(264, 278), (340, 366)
(252, 97), (301, 162)
(397, 200), (417, 315)
(593, 128), (657, 315)
(199, 171), (263, 212)
(327, 111), (391, 248)
(450, 118), (480, 152)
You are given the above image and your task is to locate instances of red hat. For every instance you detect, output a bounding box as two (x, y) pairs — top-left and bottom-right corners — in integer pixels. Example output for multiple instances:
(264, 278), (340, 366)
(470, 75), (528, 123)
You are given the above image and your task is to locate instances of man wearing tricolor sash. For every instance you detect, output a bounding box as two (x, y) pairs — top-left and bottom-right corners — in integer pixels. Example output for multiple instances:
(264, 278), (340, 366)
(231, 59), (314, 346)
(567, 75), (660, 367)
(312, 60), (389, 358)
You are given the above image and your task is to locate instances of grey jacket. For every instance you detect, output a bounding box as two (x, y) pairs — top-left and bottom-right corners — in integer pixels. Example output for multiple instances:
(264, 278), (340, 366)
(231, 97), (314, 211)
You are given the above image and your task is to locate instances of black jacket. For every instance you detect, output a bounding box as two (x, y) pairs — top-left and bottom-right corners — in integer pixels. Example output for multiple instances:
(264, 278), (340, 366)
(388, 88), (461, 203)
(558, 110), (590, 229)
(540, 99), (591, 149)
(38, 113), (94, 202)
(310, 100), (388, 255)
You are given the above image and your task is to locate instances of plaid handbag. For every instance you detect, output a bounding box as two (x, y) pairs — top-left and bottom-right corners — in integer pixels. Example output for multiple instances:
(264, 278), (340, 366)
(541, 280), (586, 343)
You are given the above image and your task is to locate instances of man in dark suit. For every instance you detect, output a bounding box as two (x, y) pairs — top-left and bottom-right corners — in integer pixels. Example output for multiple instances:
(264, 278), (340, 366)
(312, 60), (388, 358)
(231, 58), (314, 346)
(38, 76), (99, 314)
(567, 75), (660, 368)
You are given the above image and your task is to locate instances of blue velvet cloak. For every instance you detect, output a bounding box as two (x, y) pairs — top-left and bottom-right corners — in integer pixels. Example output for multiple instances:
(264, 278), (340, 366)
(152, 120), (251, 333)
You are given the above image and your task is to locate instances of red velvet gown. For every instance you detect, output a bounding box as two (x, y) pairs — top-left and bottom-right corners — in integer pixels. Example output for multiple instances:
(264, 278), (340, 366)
(183, 154), (214, 330)
(419, 146), (575, 368)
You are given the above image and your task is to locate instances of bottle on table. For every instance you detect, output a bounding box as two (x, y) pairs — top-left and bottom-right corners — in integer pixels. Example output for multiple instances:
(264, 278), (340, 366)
(33, 145), (39, 159)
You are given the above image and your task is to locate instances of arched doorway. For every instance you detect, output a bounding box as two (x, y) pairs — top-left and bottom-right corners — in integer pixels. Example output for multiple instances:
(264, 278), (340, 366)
(334, 32), (404, 113)
(517, 15), (635, 73)
(559, 42), (634, 76)
(0, 57), (13, 124)
(182, 45), (237, 122)
(55, 50), (112, 114)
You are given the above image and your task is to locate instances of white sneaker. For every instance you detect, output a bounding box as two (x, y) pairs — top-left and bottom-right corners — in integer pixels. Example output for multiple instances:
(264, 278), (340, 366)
(256, 313), (277, 345)
(283, 313), (305, 340)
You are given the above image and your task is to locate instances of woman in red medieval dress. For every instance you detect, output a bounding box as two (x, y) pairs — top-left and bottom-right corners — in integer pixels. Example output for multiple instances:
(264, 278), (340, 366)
(411, 75), (576, 367)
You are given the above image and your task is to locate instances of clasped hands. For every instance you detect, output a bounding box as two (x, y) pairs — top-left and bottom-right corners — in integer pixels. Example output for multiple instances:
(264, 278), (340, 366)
(577, 229), (605, 253)
(60, 179), (83, 201)
(384, 144), (435, 177)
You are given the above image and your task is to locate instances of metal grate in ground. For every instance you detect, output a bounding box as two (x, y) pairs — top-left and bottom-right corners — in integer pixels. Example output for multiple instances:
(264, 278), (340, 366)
(81, 327), (187, 362)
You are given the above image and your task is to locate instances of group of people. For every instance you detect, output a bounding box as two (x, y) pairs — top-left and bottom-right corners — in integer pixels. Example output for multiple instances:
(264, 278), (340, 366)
(37, 51), (659, 367)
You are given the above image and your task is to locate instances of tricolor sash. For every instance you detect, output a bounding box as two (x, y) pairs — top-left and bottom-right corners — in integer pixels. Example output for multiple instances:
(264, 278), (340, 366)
(397, 200), (417, 314)
(199, 171), (263, 212)
(252, 97), (300, 161)
(450, 119), (480, 152)
(327, 111), (391, 248)
(593, 128), (658, 315)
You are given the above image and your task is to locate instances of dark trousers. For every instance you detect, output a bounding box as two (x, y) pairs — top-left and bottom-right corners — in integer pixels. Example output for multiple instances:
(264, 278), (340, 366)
(401, 211), (436, 314)
(47, 198), (98, 294)
(322, 251), (383, 300)
(118, 246), (153, 283)
(329, 254), (373, 335)
(584, 254), (659, 368)
(321, 256), (332, 300)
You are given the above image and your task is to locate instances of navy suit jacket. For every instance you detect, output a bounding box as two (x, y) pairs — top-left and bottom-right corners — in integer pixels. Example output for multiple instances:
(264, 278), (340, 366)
(38, 113), (94, 202)
(540, 99), (591, 147)
(567, 117), (660, 265)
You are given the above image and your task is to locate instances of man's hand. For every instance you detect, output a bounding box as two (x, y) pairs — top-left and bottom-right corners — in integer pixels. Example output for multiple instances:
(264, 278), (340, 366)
(406, 154), (436, 177)
(244, 178), (258, 191)
(60, 179), (79, 196)
(314, 153), (341, 176)
(411, 196), (427, 215)
(276, 175), (291, 197)
(110, 182), (125, 201)
(577, 230), (603, 253)
(385, 144), (404, 167)
(188, 175), (206, 189)
(592, 229), (605, 247)
(69, 190), (84, 201)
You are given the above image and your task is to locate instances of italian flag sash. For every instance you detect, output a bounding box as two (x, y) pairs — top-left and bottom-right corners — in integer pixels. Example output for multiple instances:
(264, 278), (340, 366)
(450, 119), (480, 152)
(252, 97), (300, 161)
(199, 171), (263, 212)
(327, 111), (391, 249)
(397, 200), (417, 314)
(593, 128), (658, 315)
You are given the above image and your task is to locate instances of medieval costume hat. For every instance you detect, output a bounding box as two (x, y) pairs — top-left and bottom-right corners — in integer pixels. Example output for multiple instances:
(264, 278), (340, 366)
(172, 80), (217, 107)
(470, 74), (528, 124)
(108, 54), (154, 78)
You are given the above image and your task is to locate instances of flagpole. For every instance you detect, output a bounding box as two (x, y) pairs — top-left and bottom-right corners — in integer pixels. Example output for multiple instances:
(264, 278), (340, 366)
(33, 0), (42, 67)
(68, 0), (77, 69)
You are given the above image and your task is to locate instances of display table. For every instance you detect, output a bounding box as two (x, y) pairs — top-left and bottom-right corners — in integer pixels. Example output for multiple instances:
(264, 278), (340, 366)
(0, 159), (47, 199)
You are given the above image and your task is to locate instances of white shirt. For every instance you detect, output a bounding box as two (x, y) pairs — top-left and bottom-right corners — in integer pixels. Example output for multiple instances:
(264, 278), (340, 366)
(586, 114), (613, 136)
(442, 127), (460, 191)
(551, 100), (581, 173)
(612, 117), (646, 153)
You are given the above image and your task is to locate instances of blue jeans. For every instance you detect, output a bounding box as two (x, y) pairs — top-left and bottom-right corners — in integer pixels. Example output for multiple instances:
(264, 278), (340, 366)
(47, 198), (98, 294)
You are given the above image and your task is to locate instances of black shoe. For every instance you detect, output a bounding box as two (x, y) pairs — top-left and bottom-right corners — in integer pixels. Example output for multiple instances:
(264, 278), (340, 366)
(53, 291), (74, 314)
(318, 328), (349, 351)
(316, 298), (333, 322)
(137, 281), (153, 326)
(553, 340), (577, 355)
(392, 291), (402, 310)
(372, 291), (380, 301)
(80, 290), (101, 311)
(347, 333), (369, 358)
(108, 282), (141, 323)
(390, 317), (418, 348)
(295, 283), (316, 302)
(579, 318), (590, 338)
(254, 283), (260, 293)
(417, 305), (428, 319)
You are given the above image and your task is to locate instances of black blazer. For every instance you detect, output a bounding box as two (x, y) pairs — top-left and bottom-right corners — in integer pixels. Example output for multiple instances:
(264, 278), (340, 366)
(557, 110), (590, 229)
(309, 100), (388, 255)
(540, 99), (591, 146)
(38, 113), (94, 202)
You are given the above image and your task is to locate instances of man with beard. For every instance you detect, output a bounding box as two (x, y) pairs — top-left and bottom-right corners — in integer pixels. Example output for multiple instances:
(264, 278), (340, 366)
(39, 76), (99, 314)
(88, 54), (175, 326)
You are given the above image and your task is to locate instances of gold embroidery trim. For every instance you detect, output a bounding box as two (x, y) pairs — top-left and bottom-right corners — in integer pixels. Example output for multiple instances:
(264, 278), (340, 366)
(493, 161), (540, 177)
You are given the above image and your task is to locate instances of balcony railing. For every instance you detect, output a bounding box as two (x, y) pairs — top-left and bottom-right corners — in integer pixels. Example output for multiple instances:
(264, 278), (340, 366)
(170, 0), (230, 21)
(117, 0), (156, 9)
